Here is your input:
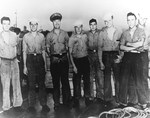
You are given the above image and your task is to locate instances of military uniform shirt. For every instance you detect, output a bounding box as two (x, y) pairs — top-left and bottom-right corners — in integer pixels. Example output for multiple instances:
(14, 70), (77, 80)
(46, 29), (69, 54)
(87, 30), (100, 51)
(0, 31), (18, 59)
(98, 27), (122, 51)
(120, 27), (146, 48)
(69, 33), (88, 58)
(23, 32), (45, 54)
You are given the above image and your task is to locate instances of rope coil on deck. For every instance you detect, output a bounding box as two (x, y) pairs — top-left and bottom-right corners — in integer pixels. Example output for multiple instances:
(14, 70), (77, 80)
(98, 107), (150, 118)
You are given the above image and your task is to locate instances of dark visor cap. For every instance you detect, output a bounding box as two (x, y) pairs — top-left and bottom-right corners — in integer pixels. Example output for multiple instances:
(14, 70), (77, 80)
(50, 13), (62, 22)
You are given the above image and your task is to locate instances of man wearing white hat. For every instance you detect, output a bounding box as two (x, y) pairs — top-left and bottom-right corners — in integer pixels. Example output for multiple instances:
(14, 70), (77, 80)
(46, 13), (71, 111)
(98, 13), (122, 109)
(69, 21), (91, 107)
(23, 18), (50, 113)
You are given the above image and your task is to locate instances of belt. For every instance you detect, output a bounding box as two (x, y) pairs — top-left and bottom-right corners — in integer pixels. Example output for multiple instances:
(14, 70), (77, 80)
(51, 53), (67, 58)
(1, 56), (17, 61)
(130, 50), (140, 53)
(103, 51), (118, 53)
(28, 53), (42, 56)
(88, 49), (97, 53)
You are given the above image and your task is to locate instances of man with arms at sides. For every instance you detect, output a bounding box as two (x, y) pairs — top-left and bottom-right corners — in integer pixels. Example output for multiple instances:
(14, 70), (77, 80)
(0, 16), (23, 114)
(119, 12), (149, 109)
(98, 13), (122, 109)
(87, 18), (104, 102)
(46, 13), (71, 111)
(23, 18), (50, 113)
(69, 21), (91, 108)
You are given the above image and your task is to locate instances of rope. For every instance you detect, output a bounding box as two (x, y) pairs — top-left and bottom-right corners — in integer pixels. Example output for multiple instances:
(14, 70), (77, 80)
(98, 107), (150, 118)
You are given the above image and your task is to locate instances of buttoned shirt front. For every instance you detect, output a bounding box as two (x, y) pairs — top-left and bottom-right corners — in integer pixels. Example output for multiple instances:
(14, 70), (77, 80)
(46, 29), (69, 55)
(98, 27), (122, 51)
(23, 32), (45, 54)
(120, 27), (146, 50)
(87, 29), (100, 51)
(69, 33), (88, 58)
(0, 31), (18, 59)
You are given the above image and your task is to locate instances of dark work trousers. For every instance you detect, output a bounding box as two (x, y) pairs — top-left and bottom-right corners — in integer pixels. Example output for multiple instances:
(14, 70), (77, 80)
(88, 52), (104, 100)
(73, 56), (91, 100)
(128, 51), (149, 104)
(141, 51), (150, 103)
(102, 51), (120, 102)
(119, 52), (148, 105)
(50, 55), (71, 107)
(0, 77), (2, 111)
(26, 54), (47, 107)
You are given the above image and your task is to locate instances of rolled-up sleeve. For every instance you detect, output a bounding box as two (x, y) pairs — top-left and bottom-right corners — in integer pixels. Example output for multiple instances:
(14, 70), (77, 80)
(23, 35), (27, 53)
(139, 29), (146, 42)
(41, 34), (46, 51)
(46, 33), (51, 48)
(68, 37), (74, 49)
(120, 32), (126, 46)
(98, 32), (104, 50)
(65, 32), (69, 50)
(98, 32), (104, 62)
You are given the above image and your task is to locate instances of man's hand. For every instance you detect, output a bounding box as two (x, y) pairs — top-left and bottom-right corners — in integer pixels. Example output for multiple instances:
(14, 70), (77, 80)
(23, 66), (28, 75)
(73, 65), (77, 74)
(100, 62), (105, 70)
(114, 55), (122, 63)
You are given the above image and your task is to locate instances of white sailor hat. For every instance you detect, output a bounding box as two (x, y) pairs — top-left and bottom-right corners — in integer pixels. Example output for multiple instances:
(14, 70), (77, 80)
(29, 18), (38, 24)
(103, 13), (113, 21)
(73, 20), (83, 27)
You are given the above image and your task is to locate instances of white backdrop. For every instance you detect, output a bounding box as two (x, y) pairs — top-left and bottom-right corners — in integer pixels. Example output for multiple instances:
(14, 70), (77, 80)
(0, 0), (150, 31)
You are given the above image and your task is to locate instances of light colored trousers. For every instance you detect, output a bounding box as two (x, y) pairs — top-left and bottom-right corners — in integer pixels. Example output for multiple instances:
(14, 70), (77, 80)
(0, 58), (23, 111)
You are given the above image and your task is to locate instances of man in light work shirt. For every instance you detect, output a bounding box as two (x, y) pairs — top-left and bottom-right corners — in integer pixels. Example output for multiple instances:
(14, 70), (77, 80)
(87, 18), (104, 101)
(23, 18), (50, 113)
(119, 12), (149, 109)
(0, 16), (23, 113)
(98, 13), (122, 109)
(69, 21), (91, 107)
(46, 13), (71, 111)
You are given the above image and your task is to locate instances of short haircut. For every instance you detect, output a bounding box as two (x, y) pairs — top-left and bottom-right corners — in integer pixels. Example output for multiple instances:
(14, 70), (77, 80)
(1, 16), (10, 24)
(127, 12), (137, 19)
(89, 18), (97, 25)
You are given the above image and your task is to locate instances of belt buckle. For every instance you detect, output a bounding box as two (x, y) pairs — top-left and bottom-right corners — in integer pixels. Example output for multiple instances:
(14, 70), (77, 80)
(93, 50), (96, 52)
(59, 53), (62, 55)
(34, 53), (37, 56)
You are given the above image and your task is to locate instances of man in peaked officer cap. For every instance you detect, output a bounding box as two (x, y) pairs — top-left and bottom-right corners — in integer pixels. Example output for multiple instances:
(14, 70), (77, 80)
(46, 13), (71, 111)
(50, 13), (62, 22)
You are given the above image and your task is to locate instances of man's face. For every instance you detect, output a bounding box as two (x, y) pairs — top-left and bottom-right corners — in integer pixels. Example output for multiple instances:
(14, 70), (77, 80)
(53, 19), (61, 29)
(30, 23), (38, 32)
(2, 20), (10, 32)
(127, 15), (136, 29)
(104, 19), (113, 28)
(89, 22), (97, 31)
(75, 25), (82, 34)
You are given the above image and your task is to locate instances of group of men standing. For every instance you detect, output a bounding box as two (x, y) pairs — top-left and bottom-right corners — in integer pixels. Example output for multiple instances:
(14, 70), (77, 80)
(0, 11), (150, 115)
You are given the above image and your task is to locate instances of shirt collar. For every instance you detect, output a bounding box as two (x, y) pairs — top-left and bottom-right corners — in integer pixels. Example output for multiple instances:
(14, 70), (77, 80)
(89, 29), (99, 34)
(52, 29), (63, 35)
(28, 31), (40, 36)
